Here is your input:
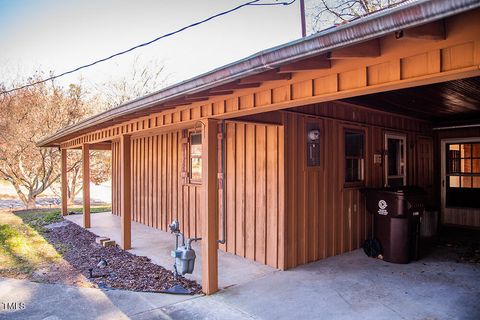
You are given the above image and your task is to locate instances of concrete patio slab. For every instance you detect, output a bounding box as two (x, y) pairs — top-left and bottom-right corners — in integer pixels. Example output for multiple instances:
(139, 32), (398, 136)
(0, 277), (195, 320)
(210, 249), (480, 320)
(2, 244), (479, 319)
(65, 212), (276, 289)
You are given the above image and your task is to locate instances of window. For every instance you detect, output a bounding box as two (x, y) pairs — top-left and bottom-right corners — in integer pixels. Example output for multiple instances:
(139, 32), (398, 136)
(189, 133), (202, 183)
(385, 134), (407, 187)
(345, 130), (365, 184)
(447, 143), (480, 188)
(446, 142), (480, 208)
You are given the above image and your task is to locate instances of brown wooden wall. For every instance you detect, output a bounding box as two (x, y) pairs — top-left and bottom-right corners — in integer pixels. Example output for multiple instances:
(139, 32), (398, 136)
(112, 131), (202, 239)
(111, 121), (285, 268)
(282, 101), (433, 269)
(222, 121), (285, 269)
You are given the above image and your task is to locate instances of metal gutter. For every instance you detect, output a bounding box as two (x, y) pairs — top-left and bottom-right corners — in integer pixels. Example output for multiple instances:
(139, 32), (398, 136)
(37, 0), (480, 147)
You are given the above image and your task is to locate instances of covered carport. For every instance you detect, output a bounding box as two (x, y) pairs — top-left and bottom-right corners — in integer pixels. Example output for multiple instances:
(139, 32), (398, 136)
(38, 0), (480, 295)
(344, 76), (480, 228)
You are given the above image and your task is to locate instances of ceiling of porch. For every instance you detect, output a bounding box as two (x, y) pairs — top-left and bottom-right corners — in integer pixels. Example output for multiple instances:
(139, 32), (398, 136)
(342, 76), (480, 124)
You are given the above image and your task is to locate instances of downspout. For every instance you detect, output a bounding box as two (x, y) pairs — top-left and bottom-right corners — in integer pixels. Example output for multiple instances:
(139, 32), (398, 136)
(218, 120), (226, 244)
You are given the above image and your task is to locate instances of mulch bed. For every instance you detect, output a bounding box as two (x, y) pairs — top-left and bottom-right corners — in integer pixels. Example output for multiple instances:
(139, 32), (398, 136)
(43, 221), (202, 294)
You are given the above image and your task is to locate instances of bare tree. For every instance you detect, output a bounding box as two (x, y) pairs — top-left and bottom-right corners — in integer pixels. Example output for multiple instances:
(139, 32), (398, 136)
(306, 0), (408, 34)
(94, 55), (170, 110)
(50, 150), (111, 205)
(0, 57), (167, 208)
(0, 75), (92, 208)
(0, 74), (112, 208)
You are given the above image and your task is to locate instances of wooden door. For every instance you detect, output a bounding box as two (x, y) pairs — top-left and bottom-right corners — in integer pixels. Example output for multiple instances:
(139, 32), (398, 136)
(441, 138), (480, 227)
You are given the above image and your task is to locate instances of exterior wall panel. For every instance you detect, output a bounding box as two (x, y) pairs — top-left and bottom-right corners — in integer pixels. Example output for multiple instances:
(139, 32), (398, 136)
(282, 101), (433, 269)
(111, 122), (285, 268)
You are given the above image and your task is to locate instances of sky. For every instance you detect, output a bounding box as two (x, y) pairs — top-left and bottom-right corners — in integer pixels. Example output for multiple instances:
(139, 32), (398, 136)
(0, 0), (303, 92)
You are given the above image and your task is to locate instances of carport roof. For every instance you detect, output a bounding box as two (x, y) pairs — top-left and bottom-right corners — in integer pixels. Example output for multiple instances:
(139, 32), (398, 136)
(344, 76), (480, 123)
(38, 0), (480, 147)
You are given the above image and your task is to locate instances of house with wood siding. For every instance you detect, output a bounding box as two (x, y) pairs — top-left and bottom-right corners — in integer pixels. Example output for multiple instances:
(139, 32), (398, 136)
(39, 0), (480, 294)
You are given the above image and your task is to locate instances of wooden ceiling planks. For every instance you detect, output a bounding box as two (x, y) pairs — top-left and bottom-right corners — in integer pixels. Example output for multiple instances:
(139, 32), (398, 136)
(343, 76), (480, 122)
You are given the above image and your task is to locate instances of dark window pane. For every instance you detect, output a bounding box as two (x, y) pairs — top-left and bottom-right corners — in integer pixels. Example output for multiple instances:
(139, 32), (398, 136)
(345, 131), (364, 183)
(345, 132), (364, 157)
(191, 133), (201, 146)
(448, 148), (460, 174)
(388, 139), (399, 176)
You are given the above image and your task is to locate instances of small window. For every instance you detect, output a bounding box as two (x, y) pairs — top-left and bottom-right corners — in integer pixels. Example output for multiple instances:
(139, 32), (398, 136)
(189, 133), (202, 183)
(345, 130), (365, 184)
(447, 143), (480, 188)
(446, 142), (480, 208)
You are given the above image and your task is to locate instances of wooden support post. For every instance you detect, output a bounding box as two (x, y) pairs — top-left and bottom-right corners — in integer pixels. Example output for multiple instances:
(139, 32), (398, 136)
(61, 149), (68, 216)
(82, 144), (91, 228)
(120, 135), (132, 250)
(201, 119), (219, 295)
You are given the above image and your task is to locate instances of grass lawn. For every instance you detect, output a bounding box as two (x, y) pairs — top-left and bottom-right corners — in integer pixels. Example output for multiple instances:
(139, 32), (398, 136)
(0, 210), (60, 277)
(15, 206), (111, 232)
(0, 206), (111, 279)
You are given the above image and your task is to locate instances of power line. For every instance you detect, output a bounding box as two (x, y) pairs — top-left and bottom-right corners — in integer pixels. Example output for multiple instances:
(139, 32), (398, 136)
(1, 0), (297, 95)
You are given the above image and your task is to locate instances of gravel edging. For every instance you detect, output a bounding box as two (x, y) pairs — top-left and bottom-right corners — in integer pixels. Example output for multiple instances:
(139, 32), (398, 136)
(43, 221), (202, 294)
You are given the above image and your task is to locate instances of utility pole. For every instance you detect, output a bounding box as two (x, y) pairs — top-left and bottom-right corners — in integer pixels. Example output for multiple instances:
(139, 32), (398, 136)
(300, 0), (306, 37)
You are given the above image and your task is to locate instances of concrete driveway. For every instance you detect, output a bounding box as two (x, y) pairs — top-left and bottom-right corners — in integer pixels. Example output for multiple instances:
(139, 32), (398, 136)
(2, 247), (479, 319)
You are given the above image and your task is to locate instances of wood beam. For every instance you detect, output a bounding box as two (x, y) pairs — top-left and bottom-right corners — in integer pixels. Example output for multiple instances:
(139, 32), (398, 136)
(239, 70), (291, 84)
(89, 143), (112, 150)
(401, 20), (446, 40)
(201, 118), (219, 295)
(278, 55), (331, 73)
(120, 134), (132, 250)
(329, 39), (380, 59)
(82, 144), (90, 228)
(61, 149), (68, 216)
(209, 81), (261, 93)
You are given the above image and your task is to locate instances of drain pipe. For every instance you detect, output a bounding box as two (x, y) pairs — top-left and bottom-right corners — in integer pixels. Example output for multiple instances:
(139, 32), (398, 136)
(217, 120), (226, 244)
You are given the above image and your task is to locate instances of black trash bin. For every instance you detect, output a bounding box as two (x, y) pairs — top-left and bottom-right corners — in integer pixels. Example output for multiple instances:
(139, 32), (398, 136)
(365, 187), (425, 264)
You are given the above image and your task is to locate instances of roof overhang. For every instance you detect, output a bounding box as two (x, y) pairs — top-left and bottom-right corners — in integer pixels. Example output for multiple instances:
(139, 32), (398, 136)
(37, 0), (480, 147)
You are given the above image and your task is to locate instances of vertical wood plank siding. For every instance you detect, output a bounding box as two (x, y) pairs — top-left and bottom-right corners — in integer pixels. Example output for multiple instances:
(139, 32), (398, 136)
(112, 132), (201, 238)
(224, 122), (284, 268)
(282, 101), (433, 269)
(111, 100), (434, 270)
(111, 123), (285, 268)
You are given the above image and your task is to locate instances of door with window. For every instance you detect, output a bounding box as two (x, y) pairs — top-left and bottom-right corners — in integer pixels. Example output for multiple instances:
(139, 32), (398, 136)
(384, 133), (407, 187)
(441, 139), (480, 226)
